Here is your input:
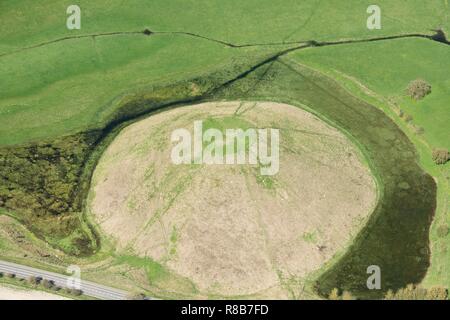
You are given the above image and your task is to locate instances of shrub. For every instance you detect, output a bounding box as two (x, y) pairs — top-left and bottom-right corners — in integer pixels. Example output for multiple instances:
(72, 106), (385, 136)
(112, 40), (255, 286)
(432, 149), (450, 165)
(404, 114), (413, 123)
(327, 288), (355, 300)
(42, 279), (54, 289)
(127, 293), (146, 300)
(64, 288), (83, 296)
(390, 284), (427, 300)
(328, 288), (340, 300)
(437, 224), (449, 238)
(385, 284), (448, 300)
(406, 79), (432, 100)
(5, 273), (15, 278)
(27, 276), (38, 285)
(69, 289), (83, 296)
(387, 96), (399, 107)
(426, 287), (448, 300)
(384, 289), (395, 300)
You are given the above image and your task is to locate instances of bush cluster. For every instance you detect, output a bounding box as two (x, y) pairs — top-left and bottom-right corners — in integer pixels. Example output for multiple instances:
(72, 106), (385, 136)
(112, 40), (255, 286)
(26, 275), (83, 296)
(432, 149), (450, 165)
(328, 288), (355, 300)
(384, 284), (448, 300)
(406, 79), (432, 100)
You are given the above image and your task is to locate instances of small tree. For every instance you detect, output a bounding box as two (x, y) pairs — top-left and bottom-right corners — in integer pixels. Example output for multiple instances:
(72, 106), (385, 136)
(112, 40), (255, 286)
(384, 289), (395, 300)
(404, 114), (413, 123)
(328, 288), (340, 300)
(27, 276), (38, 285)
(432, 149), (450, 165)
(42, 279), (54, 289)
(426, 286), (448, 300)
(385, 284), (448, 300)
(127, 292), (146, 300)
(406, 79), (432, 100)
(5, 273), (15, 278)
(72, 289), (83, 296)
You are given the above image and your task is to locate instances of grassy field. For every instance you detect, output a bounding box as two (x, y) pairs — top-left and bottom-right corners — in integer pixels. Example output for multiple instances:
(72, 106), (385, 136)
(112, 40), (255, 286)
(0, 0), (447, 145)
(0, 34), (271, 145)
(219, 59), (437, 298)
(291, 38), (450, 292)
(0, 54), (439, 298)
(0, 1), (448, 299)
(1, 0), (447, 49)
(292, 39), (450, 149)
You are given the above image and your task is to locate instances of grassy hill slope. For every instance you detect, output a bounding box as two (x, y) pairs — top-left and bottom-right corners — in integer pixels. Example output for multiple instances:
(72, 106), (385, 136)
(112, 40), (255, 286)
(291, 38), (450, 292)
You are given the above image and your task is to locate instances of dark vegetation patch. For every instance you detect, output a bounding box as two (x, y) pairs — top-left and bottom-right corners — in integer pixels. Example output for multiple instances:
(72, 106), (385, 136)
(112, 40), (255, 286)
(0, 54), (265, 256)
(0, 133), (97, 216)
(0, 132), (101, 256)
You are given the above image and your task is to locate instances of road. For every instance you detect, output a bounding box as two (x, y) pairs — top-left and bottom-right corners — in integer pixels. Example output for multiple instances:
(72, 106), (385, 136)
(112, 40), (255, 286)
(0, 260), (128, 300)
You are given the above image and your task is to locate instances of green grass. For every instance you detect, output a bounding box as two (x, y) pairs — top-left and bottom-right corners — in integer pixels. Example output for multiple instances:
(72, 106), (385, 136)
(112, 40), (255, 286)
(0, 0), (448, 299)
(0, 1), (446, 145)
(0, 34), (266, 145)
(214, 57), (437, 298)
(254, 173), (276, 190)
(2, 41), (442, 298)
(0, 0), (446, 49)
(289, 38), (450, 291)
(0, 53), (439, 298)
(117, 255), (168, 283)
(292, 38), (450, 149)
(115, 254), (198, 296)
(202, 115), (254, 133)
(202, 115), (254, 154)
(302, 231), (318, 244)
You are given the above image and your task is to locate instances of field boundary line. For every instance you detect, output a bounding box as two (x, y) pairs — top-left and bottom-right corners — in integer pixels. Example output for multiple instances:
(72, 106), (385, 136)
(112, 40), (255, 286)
(1, 28), (447, 60)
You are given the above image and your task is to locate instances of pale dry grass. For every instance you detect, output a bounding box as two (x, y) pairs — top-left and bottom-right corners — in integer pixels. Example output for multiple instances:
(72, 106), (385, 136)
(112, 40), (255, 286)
(89, 101), (377, 298)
